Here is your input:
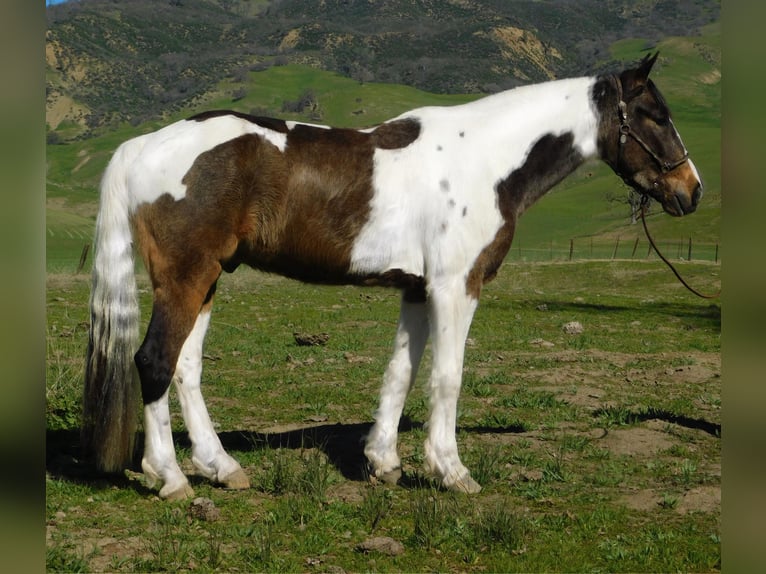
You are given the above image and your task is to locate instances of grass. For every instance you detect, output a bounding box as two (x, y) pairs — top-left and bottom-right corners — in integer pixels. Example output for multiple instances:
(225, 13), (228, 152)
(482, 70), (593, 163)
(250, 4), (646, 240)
(46, 258), (720, 572)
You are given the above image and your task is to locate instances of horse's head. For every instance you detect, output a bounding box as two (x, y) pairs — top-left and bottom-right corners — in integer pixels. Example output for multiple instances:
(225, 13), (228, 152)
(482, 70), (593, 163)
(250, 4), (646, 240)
(598, 53), (703, 216)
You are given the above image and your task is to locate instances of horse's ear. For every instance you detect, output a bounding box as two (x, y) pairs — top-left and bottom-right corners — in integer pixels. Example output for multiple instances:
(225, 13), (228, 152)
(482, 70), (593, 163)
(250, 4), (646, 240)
(620, 52), (659, 99)
(637, 52), (660, 80)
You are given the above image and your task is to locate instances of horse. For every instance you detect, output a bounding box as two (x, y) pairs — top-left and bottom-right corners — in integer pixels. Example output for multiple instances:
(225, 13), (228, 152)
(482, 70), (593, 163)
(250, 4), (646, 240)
(81, 53), (702, 499)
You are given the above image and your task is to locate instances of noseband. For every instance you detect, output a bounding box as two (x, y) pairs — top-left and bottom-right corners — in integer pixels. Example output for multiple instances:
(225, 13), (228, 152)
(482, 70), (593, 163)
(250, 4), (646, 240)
(612, 75), (689, 186)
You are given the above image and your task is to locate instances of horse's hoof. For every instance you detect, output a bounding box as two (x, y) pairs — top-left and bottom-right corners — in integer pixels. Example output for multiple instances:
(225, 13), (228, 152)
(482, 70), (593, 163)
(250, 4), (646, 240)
(219, 468), (250, 490)
(160, 482), (195, 501)
(368, 465), (402, 486)
(378, 467), (403, 486)
(446, 474), (482, 494)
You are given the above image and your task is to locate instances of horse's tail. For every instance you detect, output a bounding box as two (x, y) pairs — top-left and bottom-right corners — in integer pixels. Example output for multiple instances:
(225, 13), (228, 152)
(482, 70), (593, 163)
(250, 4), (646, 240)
(81, 139), (143, 473)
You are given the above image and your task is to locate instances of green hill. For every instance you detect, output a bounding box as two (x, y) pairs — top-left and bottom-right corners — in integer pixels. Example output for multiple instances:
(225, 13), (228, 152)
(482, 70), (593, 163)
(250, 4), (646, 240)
(45, 16), (720, 271)
(46, 0), (720, 139)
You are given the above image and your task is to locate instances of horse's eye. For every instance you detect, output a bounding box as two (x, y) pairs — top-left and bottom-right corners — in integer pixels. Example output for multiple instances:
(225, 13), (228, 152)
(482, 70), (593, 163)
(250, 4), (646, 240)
(637, 106), (669, 127)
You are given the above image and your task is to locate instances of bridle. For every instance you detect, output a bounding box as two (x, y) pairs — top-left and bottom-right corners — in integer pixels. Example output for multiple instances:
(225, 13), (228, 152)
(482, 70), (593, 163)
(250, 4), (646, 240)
(611, 76), (719, 300)
(611, 75), (689, 187)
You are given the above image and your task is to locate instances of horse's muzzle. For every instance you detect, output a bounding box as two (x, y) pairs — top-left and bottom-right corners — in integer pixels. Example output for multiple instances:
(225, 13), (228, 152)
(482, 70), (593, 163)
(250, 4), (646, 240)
(661, 182), (702, 216)
(657, 158), (703, 217)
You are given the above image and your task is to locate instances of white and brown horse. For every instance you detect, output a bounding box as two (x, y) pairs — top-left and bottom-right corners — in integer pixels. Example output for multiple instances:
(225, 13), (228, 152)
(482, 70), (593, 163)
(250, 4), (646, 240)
(82, 53), (702, 498)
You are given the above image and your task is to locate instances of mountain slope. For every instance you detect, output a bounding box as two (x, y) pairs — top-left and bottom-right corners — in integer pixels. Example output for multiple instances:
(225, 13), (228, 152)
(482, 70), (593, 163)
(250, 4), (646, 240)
(46, 0), (720, 139)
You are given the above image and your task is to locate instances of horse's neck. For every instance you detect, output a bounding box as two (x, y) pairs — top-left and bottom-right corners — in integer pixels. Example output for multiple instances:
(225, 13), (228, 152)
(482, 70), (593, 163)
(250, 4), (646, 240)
(449, 76), (597, 217)
(478, 76), (599, 159)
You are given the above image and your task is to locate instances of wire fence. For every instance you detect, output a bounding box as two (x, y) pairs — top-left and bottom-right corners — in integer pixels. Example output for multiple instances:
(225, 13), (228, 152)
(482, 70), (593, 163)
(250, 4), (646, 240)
(507, 236), (720, 263)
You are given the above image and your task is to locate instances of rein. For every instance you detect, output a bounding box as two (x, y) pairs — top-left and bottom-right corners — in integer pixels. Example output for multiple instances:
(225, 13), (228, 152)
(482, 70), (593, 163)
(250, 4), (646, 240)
(610, 75), (718, 300)
(639, 196), (720, 299)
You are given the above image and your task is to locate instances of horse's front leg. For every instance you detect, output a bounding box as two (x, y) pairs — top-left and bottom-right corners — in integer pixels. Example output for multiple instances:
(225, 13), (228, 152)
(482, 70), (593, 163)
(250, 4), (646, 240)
(173, 304), (249, 491)
(365, 294), (429, 484)
(423, 281), (481, 493)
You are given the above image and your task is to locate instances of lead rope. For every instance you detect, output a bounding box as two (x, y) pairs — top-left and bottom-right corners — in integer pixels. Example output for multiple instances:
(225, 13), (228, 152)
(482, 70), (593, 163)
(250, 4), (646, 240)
(639, 197), (720, 299)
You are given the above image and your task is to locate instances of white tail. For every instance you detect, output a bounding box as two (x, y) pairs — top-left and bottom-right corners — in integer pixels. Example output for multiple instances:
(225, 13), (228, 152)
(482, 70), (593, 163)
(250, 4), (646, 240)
(81, 141), (142, 473)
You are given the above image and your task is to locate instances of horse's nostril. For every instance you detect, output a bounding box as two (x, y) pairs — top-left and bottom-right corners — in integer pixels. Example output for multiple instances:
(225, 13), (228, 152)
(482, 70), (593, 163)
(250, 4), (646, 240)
(692, 184), (703, 205)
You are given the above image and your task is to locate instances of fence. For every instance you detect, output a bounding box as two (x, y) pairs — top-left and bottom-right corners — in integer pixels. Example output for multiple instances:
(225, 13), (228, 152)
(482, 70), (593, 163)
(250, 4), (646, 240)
(507, 236), (720, 263)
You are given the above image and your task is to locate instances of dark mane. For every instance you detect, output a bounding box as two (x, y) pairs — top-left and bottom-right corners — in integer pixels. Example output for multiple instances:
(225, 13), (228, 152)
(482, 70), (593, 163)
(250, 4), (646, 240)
(188, 109), (289, 133)
(647, 79), (670, 115)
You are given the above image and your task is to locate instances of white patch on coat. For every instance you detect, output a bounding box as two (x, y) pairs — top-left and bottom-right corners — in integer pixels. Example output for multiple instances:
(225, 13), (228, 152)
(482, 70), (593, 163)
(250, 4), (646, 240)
(115, 114), (289, 211)
(286, 120), (330, 131)
(669, 118), (702, 189)
(173, 310), (244, 483)
(349, 76), (599, 279)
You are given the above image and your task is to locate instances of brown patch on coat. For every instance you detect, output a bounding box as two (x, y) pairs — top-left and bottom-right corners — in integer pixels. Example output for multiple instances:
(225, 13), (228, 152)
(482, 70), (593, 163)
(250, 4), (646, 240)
(185, 118), (422, 284)
(465, 132), (582, 298)
(370, 118), (421, 149)
(133, 198), (223, 403)
(465, 223), (515, 299)
(243, 125), (376, 282)
(129, 117), (423, 401)
(188, 109), (289, 133)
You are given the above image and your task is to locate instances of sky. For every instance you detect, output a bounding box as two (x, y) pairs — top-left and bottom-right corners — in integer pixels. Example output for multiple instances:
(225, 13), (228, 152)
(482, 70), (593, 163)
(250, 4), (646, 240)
(47, 0), (71, 5)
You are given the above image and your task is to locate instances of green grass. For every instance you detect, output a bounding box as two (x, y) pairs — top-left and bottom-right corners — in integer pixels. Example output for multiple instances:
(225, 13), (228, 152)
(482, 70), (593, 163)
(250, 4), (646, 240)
(46, 259), (720, 572)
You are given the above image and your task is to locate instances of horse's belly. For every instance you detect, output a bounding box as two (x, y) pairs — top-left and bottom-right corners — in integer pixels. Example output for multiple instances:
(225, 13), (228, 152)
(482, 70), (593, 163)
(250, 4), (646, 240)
(348, 222), (424, 278)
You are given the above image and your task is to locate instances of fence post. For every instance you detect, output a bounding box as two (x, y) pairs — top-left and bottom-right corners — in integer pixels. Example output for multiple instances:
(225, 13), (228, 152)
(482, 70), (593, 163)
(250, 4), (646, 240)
(631, 237), (639, 259)
(77, 243), (90, 273)
(569, 239), (574, 261)
(715, 243), (719, 263)
(612, 236), (620, 260)
(687, 237), (692, 261)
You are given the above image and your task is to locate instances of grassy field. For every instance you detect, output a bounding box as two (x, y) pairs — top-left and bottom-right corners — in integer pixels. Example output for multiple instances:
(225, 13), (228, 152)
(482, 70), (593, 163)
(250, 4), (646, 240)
(46, 259), (720, 572)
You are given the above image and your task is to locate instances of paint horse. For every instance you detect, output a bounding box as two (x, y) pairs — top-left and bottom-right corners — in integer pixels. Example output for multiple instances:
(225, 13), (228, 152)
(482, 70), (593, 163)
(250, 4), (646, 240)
(82, 53), (702, 499)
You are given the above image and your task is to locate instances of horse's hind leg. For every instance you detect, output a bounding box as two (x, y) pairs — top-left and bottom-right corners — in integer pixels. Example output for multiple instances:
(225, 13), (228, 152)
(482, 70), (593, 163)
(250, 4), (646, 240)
(142, 389), (192, 500)
(173, 298), (249, 490)
(365, 293), (429, 484)
(136, 263), (222, 500)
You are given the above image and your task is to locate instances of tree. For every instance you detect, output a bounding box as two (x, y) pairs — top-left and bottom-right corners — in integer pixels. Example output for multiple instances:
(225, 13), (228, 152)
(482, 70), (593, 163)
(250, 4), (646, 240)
(606, 188), (652, 224)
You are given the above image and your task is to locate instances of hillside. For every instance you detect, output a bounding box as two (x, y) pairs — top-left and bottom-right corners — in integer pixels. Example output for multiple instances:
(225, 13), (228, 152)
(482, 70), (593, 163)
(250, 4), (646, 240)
(46, 0), (720, 139)
(45, 1), (720, 271)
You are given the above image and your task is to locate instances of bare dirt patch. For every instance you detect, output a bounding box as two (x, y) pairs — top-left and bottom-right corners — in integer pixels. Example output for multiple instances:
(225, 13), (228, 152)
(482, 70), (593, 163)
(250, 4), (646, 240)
(619, 484), (721, 515)
(675, 485), (720, 514)
(599, 427), (674, 457)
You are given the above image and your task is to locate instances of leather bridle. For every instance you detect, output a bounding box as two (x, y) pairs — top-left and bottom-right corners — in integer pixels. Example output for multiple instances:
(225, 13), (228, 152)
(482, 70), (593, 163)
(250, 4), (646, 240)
(609, 76), (718, 299)
(611, 75), (689, 188)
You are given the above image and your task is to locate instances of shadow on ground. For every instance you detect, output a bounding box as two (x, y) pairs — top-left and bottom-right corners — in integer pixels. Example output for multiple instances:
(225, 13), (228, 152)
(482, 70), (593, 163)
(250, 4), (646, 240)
(46, 405), (719, 492)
